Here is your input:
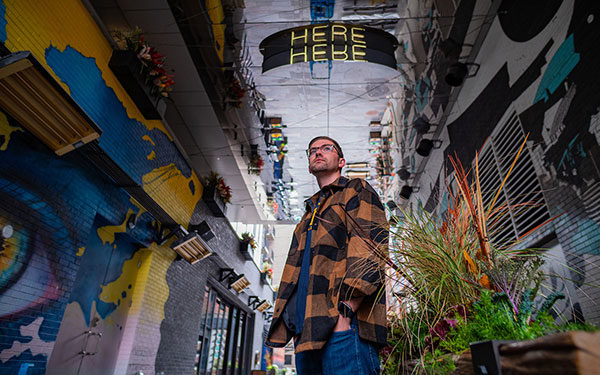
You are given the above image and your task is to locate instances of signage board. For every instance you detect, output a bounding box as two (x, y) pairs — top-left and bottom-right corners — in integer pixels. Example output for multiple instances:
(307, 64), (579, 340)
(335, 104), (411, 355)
(259, 23), (398, 72)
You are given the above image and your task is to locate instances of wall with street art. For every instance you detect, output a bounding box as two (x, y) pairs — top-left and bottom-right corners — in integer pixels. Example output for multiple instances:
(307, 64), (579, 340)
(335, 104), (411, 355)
(395, 0), (600, 324)
(0, 0), (202, 374)
(0, 1), (273, 374)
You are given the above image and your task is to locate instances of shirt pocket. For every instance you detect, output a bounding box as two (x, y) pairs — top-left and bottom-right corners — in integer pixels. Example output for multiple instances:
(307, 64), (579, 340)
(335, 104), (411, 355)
(314, 203), (347, 259)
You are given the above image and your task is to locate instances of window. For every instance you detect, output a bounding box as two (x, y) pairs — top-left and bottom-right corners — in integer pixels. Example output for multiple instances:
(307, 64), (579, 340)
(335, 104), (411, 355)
(194, 285), (250, 375)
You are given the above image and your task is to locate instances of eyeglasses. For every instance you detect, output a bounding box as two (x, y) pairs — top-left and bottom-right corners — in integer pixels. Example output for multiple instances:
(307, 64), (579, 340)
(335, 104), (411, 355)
(306, 144), (338, 157)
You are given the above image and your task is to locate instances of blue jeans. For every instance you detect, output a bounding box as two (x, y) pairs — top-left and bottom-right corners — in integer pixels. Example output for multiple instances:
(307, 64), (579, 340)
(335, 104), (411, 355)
(295, 319), (381, 375)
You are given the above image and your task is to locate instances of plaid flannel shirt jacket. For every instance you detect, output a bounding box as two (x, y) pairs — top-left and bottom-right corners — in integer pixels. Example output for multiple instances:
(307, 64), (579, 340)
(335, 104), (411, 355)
(266, 177), (388, 353)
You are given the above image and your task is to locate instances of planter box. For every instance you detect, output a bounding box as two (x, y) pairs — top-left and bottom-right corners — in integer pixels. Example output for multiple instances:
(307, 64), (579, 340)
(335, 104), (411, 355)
(239, 241), (254, 261)
(108, 50), (167, 120)
(469, 340), (516, 375)
(451, 331), (600, 375)
(498, 331), (600, 374)
(260, 272), (271, 285)
(203, 185), (227, 217)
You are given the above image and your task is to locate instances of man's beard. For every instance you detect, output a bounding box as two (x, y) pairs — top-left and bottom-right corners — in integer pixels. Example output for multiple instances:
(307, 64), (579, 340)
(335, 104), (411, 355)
(310, 160), (333, 174)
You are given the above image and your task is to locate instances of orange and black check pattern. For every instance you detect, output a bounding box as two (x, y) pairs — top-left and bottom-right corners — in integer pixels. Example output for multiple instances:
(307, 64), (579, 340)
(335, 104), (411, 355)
(266, 177), (389, 353)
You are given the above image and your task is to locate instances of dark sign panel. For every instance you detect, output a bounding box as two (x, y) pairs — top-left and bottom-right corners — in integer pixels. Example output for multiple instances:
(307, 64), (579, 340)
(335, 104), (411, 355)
(259, 23), (398, 72)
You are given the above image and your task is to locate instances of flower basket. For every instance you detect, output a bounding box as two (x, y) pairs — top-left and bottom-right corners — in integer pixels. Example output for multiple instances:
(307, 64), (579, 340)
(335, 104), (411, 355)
(202, 171), (231, 217)
(108, 50), (167, 119)
(224, 77), (246, 109)
(260, 264), (273, 285)
(203, 184), (227, 217)
(239, 240), (254, 261)
(248, 153), (264, 176)
(260, 271), (271, 285)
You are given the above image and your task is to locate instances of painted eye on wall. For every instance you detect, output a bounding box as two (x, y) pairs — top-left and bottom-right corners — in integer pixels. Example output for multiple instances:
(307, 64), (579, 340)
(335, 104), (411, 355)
(0, 178), (71, 318)
(1, 224), (13, 239)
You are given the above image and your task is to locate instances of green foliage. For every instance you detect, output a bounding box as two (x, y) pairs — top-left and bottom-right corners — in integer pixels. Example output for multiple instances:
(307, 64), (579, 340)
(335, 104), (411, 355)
(381, 149), (598, 374)
(422, 349), (456, 375)
(382, 311), (429, 374)
(439, 290), (564, 354)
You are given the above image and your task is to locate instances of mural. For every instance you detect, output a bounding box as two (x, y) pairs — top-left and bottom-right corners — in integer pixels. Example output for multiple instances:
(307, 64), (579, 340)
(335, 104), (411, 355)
(46, 215), (153, 375)
(0, 0), (207, 373)
(395, 0), (600, 324)
(0, 110), (161, 374)
(0, 0), (5, 43)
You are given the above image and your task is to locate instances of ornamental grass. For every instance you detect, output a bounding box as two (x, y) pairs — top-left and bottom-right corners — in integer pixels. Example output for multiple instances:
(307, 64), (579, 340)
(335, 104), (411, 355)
(351, 136), (596, 374)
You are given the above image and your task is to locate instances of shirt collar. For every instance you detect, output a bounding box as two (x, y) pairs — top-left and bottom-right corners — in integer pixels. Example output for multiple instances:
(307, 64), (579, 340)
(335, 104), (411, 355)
(304, 176), (350, 212)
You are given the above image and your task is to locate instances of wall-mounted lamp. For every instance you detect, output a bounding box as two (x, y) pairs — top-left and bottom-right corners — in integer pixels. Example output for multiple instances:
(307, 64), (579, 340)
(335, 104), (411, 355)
(397, 167), (411, 181)
(230, 274), (250, 293)
(386, 200), (398, 210)
(220, 268), (250, 293)
(256, 300), (272, 313)
(399, 185), (420, 200)
(248, 296), (261, 309)
(370, 131), (382, 139)
(126, 213), (137, 230)
(346, 162), (370, 169)
(346, 170), (371, 179)
(0, 51), (102, 155)
(263, 310), (273, 323)
(171, 227), (212, 264)
(438, 38), (462, 60)
(416, 139), (443, 157)
(412, 117), (431, 134)
(188, 221), (215, 242)
(154, 224), (182, 245)
(445, 62), (480, 87)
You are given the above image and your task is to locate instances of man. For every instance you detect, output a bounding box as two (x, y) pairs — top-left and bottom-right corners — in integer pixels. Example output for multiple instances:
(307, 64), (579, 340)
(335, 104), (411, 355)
(266, 136), (388, 374)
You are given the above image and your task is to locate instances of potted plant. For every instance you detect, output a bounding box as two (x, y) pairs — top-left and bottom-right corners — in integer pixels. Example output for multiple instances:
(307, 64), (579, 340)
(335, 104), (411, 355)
(223, 76), (245, 108)
(203, 171), (231, 217)
(110, 27), (174, 119)
(261, 262), (273, 284)
(239, 232), (256, 261)
(364, 138), (600, 374)
(248, 153), (264, 176)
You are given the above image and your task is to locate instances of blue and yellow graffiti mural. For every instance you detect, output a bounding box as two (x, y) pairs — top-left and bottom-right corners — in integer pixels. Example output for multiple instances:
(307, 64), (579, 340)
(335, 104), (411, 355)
(0, 0), (208, 373)
(0, 0), (5, 43)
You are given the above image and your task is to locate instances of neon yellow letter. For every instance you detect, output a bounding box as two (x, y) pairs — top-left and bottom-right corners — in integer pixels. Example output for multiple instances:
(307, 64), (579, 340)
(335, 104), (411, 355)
(331, 25), (347, 42)
(313, 25), (327, 42)
(352, 44), (366, 60)
(313, 43), (327, 61)
(332, 44), (348, 60)
(291, 28), (308, 46)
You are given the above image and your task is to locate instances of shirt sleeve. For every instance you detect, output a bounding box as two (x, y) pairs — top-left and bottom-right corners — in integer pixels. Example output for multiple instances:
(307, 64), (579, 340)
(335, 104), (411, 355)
(340, 179), (389, 300)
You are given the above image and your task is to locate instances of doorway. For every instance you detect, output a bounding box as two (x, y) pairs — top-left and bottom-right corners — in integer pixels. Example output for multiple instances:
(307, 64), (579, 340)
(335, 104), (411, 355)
(47, 215), (143, 375)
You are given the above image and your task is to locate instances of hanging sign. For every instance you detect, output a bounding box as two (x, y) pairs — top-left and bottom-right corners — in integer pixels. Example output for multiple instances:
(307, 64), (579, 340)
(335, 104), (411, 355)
(259, 23), (398, 72)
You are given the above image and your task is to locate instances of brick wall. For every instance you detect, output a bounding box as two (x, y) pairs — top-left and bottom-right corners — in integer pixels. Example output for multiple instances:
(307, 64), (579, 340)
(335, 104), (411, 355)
(0, 1), (272, 374)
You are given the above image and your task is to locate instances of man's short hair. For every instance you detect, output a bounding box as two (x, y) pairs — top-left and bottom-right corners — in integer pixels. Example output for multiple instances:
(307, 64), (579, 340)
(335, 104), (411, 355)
(308, 136), (344, 158)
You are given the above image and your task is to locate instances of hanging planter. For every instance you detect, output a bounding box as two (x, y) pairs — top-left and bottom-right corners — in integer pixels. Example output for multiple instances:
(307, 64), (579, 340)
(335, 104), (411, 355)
(223, 76), (246, 109)
(248, 153), (264, 176)
(239, 232), (256, 261)
(203, 184), (227, 217)
(202, 171), (232, 217)
(260, 272), (270, 284)
(109, 50), (166, 119)
(260, 264), (273, 285)
(109, 28), (174, 119)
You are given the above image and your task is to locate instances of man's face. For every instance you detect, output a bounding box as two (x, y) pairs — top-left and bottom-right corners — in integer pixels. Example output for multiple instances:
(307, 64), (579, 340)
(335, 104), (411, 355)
(308, 139), (345, 175)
